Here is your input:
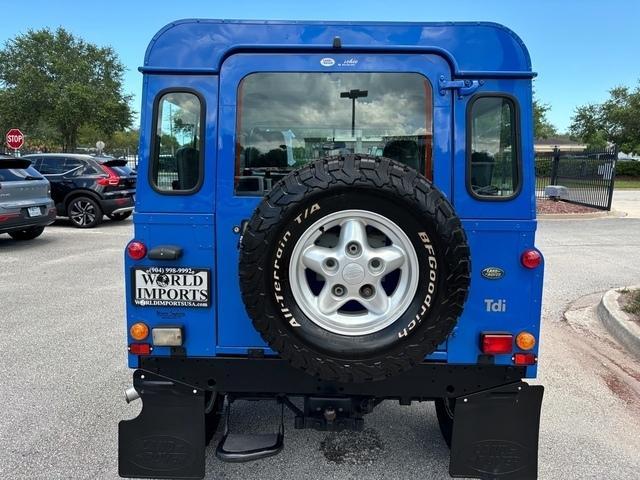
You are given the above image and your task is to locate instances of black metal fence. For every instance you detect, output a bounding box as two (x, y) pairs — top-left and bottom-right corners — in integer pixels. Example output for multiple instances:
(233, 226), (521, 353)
(535, 147), (617, 210)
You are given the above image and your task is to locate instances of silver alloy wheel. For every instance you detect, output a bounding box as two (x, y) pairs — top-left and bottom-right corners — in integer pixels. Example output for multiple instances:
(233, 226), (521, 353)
(289, 209), (419, 336)
(69, 200), (96, 226)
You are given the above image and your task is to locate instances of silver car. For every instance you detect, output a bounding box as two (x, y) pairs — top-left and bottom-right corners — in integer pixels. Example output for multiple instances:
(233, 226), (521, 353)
(0, 155), (56, 240)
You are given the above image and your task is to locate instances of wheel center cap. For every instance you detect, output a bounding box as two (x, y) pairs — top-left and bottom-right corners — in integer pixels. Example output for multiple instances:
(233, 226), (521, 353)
(342, 263), (365, 285)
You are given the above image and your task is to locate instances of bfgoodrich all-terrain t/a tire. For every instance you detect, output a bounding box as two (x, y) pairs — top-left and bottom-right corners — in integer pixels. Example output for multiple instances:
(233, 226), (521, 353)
(239, 155), (470, 383)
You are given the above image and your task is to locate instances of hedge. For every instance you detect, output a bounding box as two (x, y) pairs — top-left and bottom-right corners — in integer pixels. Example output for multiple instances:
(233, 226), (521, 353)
(616, 161), (640, 177)
(534, 158), (640, 178)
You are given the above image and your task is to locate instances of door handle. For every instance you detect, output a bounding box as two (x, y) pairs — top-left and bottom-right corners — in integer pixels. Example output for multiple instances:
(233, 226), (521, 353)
(148, 245), (183, 260)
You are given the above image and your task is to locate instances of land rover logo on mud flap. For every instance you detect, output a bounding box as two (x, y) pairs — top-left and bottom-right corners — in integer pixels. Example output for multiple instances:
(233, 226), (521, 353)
(481, 267), (505, 280)
(320, 57), (335, 67)
(466, 440), (529, 475)
(129, 435), (195, 471)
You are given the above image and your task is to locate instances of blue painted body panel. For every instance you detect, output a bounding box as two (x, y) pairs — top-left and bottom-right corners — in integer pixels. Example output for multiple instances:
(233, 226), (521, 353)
(127, 20), (544, 379)
(142, 20), (532, 77)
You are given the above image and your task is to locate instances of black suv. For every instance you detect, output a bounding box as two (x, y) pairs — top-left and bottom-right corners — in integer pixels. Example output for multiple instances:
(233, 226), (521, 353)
(23, 153), (136, 228)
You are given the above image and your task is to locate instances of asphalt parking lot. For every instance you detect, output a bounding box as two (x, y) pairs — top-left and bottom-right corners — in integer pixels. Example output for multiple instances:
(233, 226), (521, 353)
(1, 214), (640, 479)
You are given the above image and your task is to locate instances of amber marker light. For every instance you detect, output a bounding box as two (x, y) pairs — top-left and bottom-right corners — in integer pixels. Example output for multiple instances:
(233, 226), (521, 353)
(516, 331), (536, 351)
(130, 322), (149, 341)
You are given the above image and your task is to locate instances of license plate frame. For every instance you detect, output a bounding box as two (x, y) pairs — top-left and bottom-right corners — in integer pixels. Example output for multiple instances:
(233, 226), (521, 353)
(27, 206), (42, 217)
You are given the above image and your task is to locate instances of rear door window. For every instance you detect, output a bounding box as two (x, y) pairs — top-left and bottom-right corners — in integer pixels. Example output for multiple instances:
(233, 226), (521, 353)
(0, 164), (42, 181)
(37, 157), (68, 175)
(151, 91), (203, 193)
(235, 72), (432, 195)
(467, 96), (520, 199)
(63, 158), (84, 174)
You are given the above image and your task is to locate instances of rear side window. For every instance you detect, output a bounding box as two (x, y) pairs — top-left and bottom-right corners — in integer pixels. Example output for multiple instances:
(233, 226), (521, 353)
(468, 96), (520, 199)
(151, 91), (203, 193)
(0, 165), (42, 181)
(36, 157), (67, 174)
(34, 156), (83, 175)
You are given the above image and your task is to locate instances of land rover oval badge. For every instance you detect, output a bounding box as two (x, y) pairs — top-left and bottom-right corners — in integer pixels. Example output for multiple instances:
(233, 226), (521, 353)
(481, 267), (505, 280)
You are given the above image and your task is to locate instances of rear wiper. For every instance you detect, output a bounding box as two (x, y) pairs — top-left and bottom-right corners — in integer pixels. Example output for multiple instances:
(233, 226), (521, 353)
(24, 175), (44, 180)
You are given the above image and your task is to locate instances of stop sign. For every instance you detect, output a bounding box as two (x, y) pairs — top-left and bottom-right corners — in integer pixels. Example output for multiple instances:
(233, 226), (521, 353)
(5, 129), (24, 150)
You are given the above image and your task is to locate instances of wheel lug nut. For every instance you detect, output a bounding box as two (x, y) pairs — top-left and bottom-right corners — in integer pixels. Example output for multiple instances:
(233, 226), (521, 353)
(324, 258), (338, 270)
(346, 242), (361, 256)
(369, 258), (383, 272)
(360, 285), (375, 299)
(332, 285), (346, 297)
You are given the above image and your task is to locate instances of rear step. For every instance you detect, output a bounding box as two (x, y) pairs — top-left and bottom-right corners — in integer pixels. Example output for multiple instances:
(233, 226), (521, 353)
(215, 398), (284, 463)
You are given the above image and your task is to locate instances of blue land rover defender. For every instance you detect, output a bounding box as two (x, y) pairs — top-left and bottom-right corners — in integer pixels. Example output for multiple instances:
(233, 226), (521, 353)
(119, 20), (545, 480)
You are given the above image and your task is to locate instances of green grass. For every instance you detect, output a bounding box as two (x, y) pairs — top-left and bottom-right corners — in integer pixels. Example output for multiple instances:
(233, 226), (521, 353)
(614, 177), (640, 189)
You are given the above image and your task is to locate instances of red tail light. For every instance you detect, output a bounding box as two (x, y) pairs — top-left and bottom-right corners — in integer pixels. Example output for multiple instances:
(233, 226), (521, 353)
(127, 240), (147, 260)
(97, 164), (120, 186)
(521, 249), (542, 269)
(0, 213), (20, 222)
(128, 343), (151, 355)
(513, 353), (537, 365)
(481, 333), (513, 354)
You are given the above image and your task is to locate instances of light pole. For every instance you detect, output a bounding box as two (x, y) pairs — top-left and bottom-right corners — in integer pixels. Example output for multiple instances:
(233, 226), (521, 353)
(340, 89), (368, 136)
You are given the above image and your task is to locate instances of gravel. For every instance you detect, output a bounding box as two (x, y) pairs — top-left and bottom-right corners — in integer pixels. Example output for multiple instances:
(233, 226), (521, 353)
(320, 428), (384, 465)
(537, 199), (600, 214)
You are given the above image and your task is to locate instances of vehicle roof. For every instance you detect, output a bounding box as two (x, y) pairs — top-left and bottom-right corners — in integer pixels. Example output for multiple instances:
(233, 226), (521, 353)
(143, 19), (533, 77)
(23, 153), (93, 159)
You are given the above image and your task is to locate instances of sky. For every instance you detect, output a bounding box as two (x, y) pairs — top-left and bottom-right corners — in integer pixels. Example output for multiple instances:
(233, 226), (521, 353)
(1, 0), (639, 133)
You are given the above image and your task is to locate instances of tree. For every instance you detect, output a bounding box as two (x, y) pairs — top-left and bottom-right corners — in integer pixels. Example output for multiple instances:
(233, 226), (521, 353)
(570, 82), (640, 153)
(569, 104), (608, 150)
(109, 129), (140, 153)
(0, 28), (132, 151)
(533, 99), (557, 140)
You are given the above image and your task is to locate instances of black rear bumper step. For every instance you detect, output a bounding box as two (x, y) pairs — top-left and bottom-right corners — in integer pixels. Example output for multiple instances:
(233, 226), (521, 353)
(215, 398), (285, 463)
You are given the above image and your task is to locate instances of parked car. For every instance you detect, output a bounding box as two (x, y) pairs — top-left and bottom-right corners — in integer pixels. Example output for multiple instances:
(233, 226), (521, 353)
(23, 153), (136, 228)
(0, 155), (56, 240)
(119, 20), (545, 480)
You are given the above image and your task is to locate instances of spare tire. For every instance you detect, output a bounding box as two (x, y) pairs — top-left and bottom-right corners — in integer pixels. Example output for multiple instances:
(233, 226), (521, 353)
(239, 155), (470, 382)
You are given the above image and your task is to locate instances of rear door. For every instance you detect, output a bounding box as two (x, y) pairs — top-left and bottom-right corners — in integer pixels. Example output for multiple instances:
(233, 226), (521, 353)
(215, 53), (453, 353)
(126, 76), (219, 363)
(446, 80), (540, 365)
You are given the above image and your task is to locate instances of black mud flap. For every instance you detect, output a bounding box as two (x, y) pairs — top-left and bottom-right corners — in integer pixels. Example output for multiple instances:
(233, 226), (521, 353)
(450, 382), (544, 480)
(119, 370), (205, 479)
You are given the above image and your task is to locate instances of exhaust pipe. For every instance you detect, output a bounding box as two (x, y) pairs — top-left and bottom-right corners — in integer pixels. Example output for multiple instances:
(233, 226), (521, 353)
(124, 386), (140, 404)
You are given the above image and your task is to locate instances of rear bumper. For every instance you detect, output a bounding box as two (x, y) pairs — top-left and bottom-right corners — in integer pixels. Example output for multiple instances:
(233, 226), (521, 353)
(119, 359), (543, 479)
(0, 205), (56, 234)
(137, 356), (526, 399)
(100, 195), (134, 215)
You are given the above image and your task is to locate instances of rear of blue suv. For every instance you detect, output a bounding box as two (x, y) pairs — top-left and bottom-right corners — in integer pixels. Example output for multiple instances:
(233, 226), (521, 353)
(119, 20), (545, 480)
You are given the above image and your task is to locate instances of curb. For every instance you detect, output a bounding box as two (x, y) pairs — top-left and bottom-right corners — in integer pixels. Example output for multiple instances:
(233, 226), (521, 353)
(538, 210), (625, 220)
(597, 286), (640, 359)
